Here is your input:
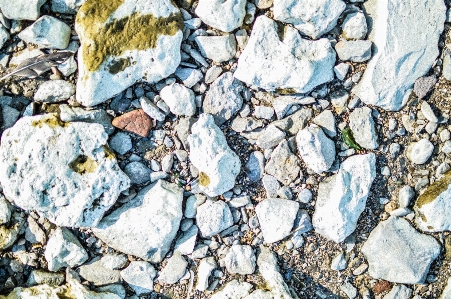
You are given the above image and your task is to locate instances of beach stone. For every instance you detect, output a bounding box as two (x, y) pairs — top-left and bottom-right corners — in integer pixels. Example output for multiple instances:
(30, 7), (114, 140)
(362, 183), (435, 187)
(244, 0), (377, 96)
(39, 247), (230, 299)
(257, 124), (286, 149)
(59, 104), (114, 135)
(335, 40), (372, 62)
(24, 216), (46, 245)
(224, 245), (256, 275)
(78, 258), (122, 286)
(264, 140), (301, 186)
(262, 175), (280, 198)
(0, 0), (45, 20)
(26, 270), (65, 286)
(52, 0), (86, 14)
(349, 107), (379, 150)
(174, 225), (198, 255)
(313, 110), (336, 138)
(406, 139), (434, 164)
(140, 96), (166, 122)
(196, 257), (217, 291)
(18, 16), (71, 49)
(101, 254), (128, 270)
(257, 246), (293, 298)
(195, 34), (236, 63)
(195, 0), (246, 32)
(109, 133), (132, 155)
(330, 252), (347, 271)
(161, 83), (196, 117)
(112, 109), (152, 137)
(34, 80), (76, 103)
(124, 162), (151, 185)
(0, 212), (25, 251)
(383, 285), (412, 299)
(246, 151), (265, 182)
(0, 196), (12, 225)
(158, 252), (187, 284)
(196, 199), (234, 237)
(342, 12), (367, 40)
(420, 100), (439, 123)
(75, 0), (183, 106)
(175, 67), (203, 88)
(121, 261), (156, 295)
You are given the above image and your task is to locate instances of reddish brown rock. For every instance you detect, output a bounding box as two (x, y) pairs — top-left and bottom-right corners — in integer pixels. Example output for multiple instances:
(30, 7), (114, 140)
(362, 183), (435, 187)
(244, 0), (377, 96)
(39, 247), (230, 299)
(373, 280), (391, 294)
(112, 109), (152, 137)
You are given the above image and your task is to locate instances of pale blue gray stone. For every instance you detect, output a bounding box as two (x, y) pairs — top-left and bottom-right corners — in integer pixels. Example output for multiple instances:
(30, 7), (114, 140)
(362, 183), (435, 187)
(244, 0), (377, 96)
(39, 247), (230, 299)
(262, 175), (280, 198)
(34, 80), (75, 103)
(257, 125), (286, 149)
(140, 96), (166, 122)
(335, 40), (372, 63)
(158, 252), (188, 284)
(0, 0), (45, 20)
(59, 104), (114, 135)
(174, 224), (198, 255)
(406, 139), (434, 164)
(330, 252), (347, 271)
(51, 0), (86, 14)
(100, 254), (128, 270)
(383, 285), (412, 299)
(0, 24), (9, 50)
(175, 67), (203, 88)
(342, 12), (368, 40)
(313, 110), (336, 137)
(246, 151), (265, 182)
(349, 107), (379, 150)
(224, 245), (256, 275)
(0, 196), (12, 225)
(124, 162), (151, 185)
(264, 139), (301, 186)
(195, 34), (237, 63)
(109, 132), (132, 155)
(161, 83), (196, 117)
(18, 16), (71, 49)
(121, 261), (156, 295)
(195, 0), (246, 32)
(196, 200), (234, 237)
(196, 257), (217, 291)
(78, 258), (121, 286)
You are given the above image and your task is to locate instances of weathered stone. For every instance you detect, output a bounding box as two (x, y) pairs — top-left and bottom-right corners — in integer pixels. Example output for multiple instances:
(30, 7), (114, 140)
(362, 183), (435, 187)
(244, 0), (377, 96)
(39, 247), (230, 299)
(196, 199), (234, 237)
(140, 96), (166, 122)
(52, 0), (86, 14)
(349, 107), (379, 150)
(264, 140), (301, 186)
(313, 110), (336, 137)
(161, 83), (196, 117)
(414, 75), (437, 99)
(196, 257), (217, 291)
(112, 109), (152, 137)
(342, 12), (367, 40)
(124, 161), (151, 185)
(195, 0), (246, 32)
(27, 270), (65, 286)
(78, 258), (122, 286)
(120, 261), (156, 295)
(406, 139), (434, 165)
(195, 34), (236, 63)
(0, 212), (24, 250)
(158, 252), (188, 284)
(0, 196), (12, 225)
(59, 104), (114, 135)
(256, 124), (286, 149)
(0, 0), (45, 20)
(224, 245), (256, 275)
(24, 216), (46, 245)
(257, 246), (293, 298)
(211, 280), (253, 299)
(335, 40), (372, 62)
(18, 16), (71, 49)
(246, 151), (265, 182)
(34, 80), (76, 103)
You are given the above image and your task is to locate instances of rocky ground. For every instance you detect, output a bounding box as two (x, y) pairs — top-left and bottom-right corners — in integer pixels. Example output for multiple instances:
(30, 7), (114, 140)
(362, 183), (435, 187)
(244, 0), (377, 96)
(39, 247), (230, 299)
(1, 0), (451, 298)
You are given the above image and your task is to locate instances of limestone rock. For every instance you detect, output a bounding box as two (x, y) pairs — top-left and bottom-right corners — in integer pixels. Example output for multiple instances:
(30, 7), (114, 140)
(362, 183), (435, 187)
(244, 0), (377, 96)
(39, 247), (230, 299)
(18, 16), (71, 49)
(349, 107), (379, 150)
(195, 34), (237, 63)
(161, 83), (196, 117)
(52, 0), (86, 14)
(256, 124), (286, 149)
(78, 258), (122, 286)
(0, 196), (12, 225)
(211, 280), (253, 299)
(406, 139), (434, 165)
(264, 139), (301, 186)
(335, 40), (372, 62)
(59, 104), (114, 135)
(158, 252), (187, 284)
(0, 212), (25, 250)
(195, 0), (246, 32)
(196, 199), (234, 237)
(120, 261), (156, 295)
(342, 12), (368, 40)
(196, 257), (217, 291)
(34, 80), (76, 103)
(246, 151), (265, 182)
(0, 0), (45, 20)
(224, 245), (256, 275)
(313, 109), (336, 138)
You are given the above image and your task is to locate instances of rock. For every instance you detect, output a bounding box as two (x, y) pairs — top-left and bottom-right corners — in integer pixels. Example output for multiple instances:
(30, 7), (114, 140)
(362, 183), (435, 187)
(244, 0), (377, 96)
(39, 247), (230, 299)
(406, 139), (434, 164)
(254, 106), (275, 120)
(24, 216), (46, 245)
(95, 284), (126, 299)
(441, 278), (451, 299)
(313, 154), (376, 243)
(0, 196), (12, 225)
(272, 96), (309, 119)
(444, 52), (451, 82)
(296, 125), (335, 174)
(78, 258), (122, 286)
(161, 83), (196, 116)
(33, 80), (75, 103)
(256, 124), (286, 149)
(0, 0), (45, 20)
(262, 175), (280, 198)
(297, 188), (312, 204)
(140, 96), (166, 122)
(174, 225), (198, 255)
(120, 261), (156, 295)
(0, 114), (129, 227)
(195, 34), (236, 63)
(414, 75), (437, 99)
(52, 0), (86, 14)
(196, 199), (234, 237)
(75, 0), (183, 106)
(184, 194), (206, 218)
(205, 65), (223, 84)
(124, 162), (151, 185)
(187, 114), (241, 196)
(112, 109), (152, 137)
(273, 0), (345, 39)
(341, 282), (357, 299)
(27, 270), (65, 286)
(342, 12), (367, 40)
(234, 16), (335, 94)
(210, 280), (253, 299)
(330, 91), (349, 115)
(175, 67), (203, 88)
(330, 252), (347, 271)
(313, 110), (336, 138)
(158, 252), (187, 284)
(93, 180), (183, 263)
(196, 257), (217, 291)
(0, 212), (24, 250)
(352, 0), (446, 111)
(273, 108), (313, 135)
(0, 24), (9, 50)
(59, 104), (114, 135)
(100, 254), (128, 270)
(224, 245), (256, 275)
(203, 72), (244, 125)
(335, 40), (372, 62)
(349, 107), (379, 150)
(420, 100), (439, 123)
(109, 133), (132, 155)
(399, 186), (414, 208)
(361, 216), (441, 284)
(195, 0), (246, 32)
(256, 198), (299, 243)
(383, 285), (412, 299)
(334, 63), (350, 80)
(228, 196), (251, 208)
(264, 140), (301, 185)
(18, 16), (71, 49)
(246, 151), (265, 182)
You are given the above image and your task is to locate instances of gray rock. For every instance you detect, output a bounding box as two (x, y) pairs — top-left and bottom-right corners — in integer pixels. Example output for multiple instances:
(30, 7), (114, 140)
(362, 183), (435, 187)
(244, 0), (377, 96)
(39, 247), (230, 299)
(406, 139), (434, 164)
(361, 216), (441, 284)
(93, 180), (183, 263)
(211, 280), (253, 299)
(18, 16), (71, 49)
(0, 196), (12, 225)
(203, 72), (244, 125)
(228, 195), (251, 208)
(25, 216), (46, 245)
(420, 100), (439, 123)
(257, 124), (286, 149)
(0, 212), (24, 250)
(195, 34), (237, 63)
(51, 0), (85, 14)
(184, 194), (206, 218)
(78, 258), (122, 286)
(246, 151), (265, 182)
(140, 96), (166, 122)
(383, 285), (412, 299)
(399, 186), (414, 208)
(334, 63), (350, 80)
(121, 261), (156, 295)
(0, 0), (45, 20)
(231, 116), (263, 132)
(205, 65), (223, 84)
(272, 108), (313, 135)
(59, 104), (114, 135)
(174, 224), (198, 255)
(175, 67), (203, 88)
(335, 40), (372, 62)
(264, 139), (301, 186)
(257, 246), (293, 298)
(101, 254), (128, 270)
(444, 52), (451, 82)
(196, 257), (217, 291)
(34, 80), (75, 103)
(414, 75), (437, 99)
(158, 252), (187, 284)
(27, 269), (65, 286)
(196, 199), (234, 237)
(95, 284), (126, 299)
(330, 252), (347, 271)
(330, 91), (349, 115)
(109, 133), (132, 155)
(254, 106), (275, 120)
(124, 162), (151, 185)
(340, 282), (357, 299)
(161, 83), (196, 117)
(313, 110), (336, 137)
(342, 12), (367, 40)
(297, 188), (312, 203)
(349, 107), (379, 150)
(0, 24), (9, 50)
(195, 0), (246, 32)
(352, 0), (446, 111)
(262, 175), (280, 198)
(224, 245), (256, 275)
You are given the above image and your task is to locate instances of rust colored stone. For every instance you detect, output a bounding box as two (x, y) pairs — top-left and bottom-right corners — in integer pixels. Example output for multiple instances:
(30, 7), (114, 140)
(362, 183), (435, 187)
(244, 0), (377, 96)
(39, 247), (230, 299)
(112, 109), (152, 137)
(373, 280), (391, 294)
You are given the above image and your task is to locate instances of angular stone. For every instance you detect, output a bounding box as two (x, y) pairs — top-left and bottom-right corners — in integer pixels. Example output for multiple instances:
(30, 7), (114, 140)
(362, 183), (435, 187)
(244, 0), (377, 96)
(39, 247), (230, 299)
(34, 80), (76, 103)
(211, 280), (253, 299)
(59, 104), (114, 135)
(246, 151), (265, 182)
(78, 258), (122, 286)
(335, 40), (372, 62)
(272, 108), (313, 135)
(101, 254), (128, 270)
(174, 224), (198, 255)
(383, 285), (412, 299)
(0, 24), (9, 50)
(264, 140), (301, 186)
(234, 15), (335, 94)
(257, 246), (293, 298)
(112, 109), (152, 137)
(75, 0), (183, 106)
(196, 257), (217, 291)
(27, 270), (65, 286)
(224, 245), (256, 275)
(256, 124), (286, 149)
(52, 0), (86, 14)
(0, 196), (12, 225)
(196, 199), (234, 237)
(313, 110), (336, 137)
(140, 96), (166, 122)
(18, 16), (71, 49)
(175, 67), (203, 88)
(0, 212), (24, 250)
(352, 0), (446, 111)
(195, 34), (237, 63)
(414, 75), (437, 99)
(25, 216), (46, 245)
(313, 154), (376, 243)
(0, 0), (45, 20)
(158, 252), (188, 284)
(231, 116), (263, 133)
(120, 261), (156, 295)
(161, 83), (196, 117)
(342, 12), (368, 40)
(349, 107), (379, 150)
(109, 132), (132, 155)
(124, 161), (151, 185)
(195, 0), (246, 32)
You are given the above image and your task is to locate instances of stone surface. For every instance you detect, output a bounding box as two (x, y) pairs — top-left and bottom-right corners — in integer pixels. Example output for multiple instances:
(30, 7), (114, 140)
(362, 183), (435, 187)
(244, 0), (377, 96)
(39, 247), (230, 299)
(273, 0), (346, 39)
(174, 224), (198, 255)
(112, 109), (152, 137)
(25, 216), (46, 245)
(420, 100), (439, 123)
(93, 180), (183, 263)
(352, 0), (446, 111)
(256, 124), (286, 149)
(342, 12), (367, 40)
(273, 108), (313, 135)
(26, 270), (65, 286)
(406, 139), (434, 164)
(211, 280), (253, 299)
(0, 24), (9, 51)
(161, 83), (196, 116)
(256, 198), (299, 243)
(78, 258), (122, 286)
(175, 67), (203, 88)
(313, 154), (376, 243)
(196, 257), (217, 291)
(18, 16), (71, 49)
(414, 75), (437, 99)
(195, 0), (246, 32)
(0, 0), (45, 20)
(296, 125), (335, 174)
(262, 175), (280, 198)
(234, 15), (335, 94)
(441, 278), (451, 299)
(75, 0), (183, 106)
(52, 0), (86, 14)
(124, 162), (151, 185)
(120, 261), (156, 295)
(140, 96), (166, 122)
(0, 212), (24, 250)
(101, 254), (128, 270)
(264, 140), (301, 186)
(109, 132), (132, 155)
(313, 110), (336, 138)
(34, 80), (76, 103)
(361, 216), (441, 284)
(158, 252), (187, 284)
(330, 252), (347, 271)
(383, 285), (412, 299)
(349, 107), (379, 150)
(0, 114), (129, 227)
(59, 104), (114, 135)
(246, 151), (265, 182)
(195, 34), (236, 63)
(0, 196), (12, 225)
(188, 114), (241, 196)
(224, 245), (256, 275)
(335, 40), (372, 62)
(196, 199), (234, 237)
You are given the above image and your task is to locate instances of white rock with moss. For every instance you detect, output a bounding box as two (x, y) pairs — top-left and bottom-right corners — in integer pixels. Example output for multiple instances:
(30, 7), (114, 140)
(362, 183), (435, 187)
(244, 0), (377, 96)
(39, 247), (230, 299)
(75, 0), (183, 106)
(0, 114), (130, 227)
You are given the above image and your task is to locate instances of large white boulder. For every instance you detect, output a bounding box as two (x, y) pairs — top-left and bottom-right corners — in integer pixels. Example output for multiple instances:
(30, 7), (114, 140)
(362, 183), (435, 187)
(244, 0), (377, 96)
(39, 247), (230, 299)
(234, 15), (335, 94)
(313, 154), (376, 243)
(352, 0), (446, 111)
(0, 114), (130, 228)
(75, 0), (183, 106)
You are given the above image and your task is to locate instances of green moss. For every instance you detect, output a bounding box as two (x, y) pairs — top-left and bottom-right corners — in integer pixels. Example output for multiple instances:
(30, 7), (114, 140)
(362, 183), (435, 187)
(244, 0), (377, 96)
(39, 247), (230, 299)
(108, 58), (131, 74)
(69, 155), (98, 174)
(77, 0), (183, 72)
(341, 127), (362, 151)
(275, 88), (297, 95)
(415, 171), (451, 209)
(31, 114), (67, 129)
(199, 172), (210, 187)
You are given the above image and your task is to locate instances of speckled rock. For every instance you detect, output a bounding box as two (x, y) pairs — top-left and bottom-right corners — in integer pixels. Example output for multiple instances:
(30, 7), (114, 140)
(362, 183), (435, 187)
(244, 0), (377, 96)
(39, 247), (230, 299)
(264, 140), (301, 186)
(18, 16), (71, 49)
(196, 199), (234, 237)
(34, 80), (76, 103)
(195, 0), (246, 32)
(349, 107), (379, 150)
(120, 261), (156, 295)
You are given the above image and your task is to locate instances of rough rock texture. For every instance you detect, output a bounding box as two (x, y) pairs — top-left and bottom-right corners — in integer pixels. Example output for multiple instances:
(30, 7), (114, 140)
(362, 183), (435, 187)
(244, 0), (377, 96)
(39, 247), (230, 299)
(195, 0), (246, 32)
(0, 114), (130, 227)
(112, 109), (152, 137)
(52, 0), (86, 14)
(18, 16), (71, 49)
(342, 11), (367, 40)
(75, 0), (183, 106)
(158, 252), (188, 284)
(257, 247), (293, 299)
(196, 199), (234, 237)
(0, 0), (45, 20)
(187, 114), (241, 196)
(234, 15), (335, 94)
(313, 154), (376, 243)
(406, 138), (434, 165)
(78, 258), (121, 286)
(160, 83), (196, 117)
(264, 140), (301, 185)
(210, 280), (253, 299)
(349, 107), (379, 150)
(224, 245), (256, 275)
(34, 80), (76, 103)
(93, 180), (183, 263)
(195, 34), (237, 63)
(352, 0), (446, 111)
(120, 261), (156, 295)
(361, 216), (441, 284)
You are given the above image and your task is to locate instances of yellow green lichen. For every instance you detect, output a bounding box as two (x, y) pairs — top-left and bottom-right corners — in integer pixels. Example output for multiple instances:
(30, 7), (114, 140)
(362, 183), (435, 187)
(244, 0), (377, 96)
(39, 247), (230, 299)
(108, 58), (131, 74)
(69, 155), (98, 174)
(275, 88), (297, 95)
(415, 171), (451, 209)
(31, 114), (68, 129)
(199, 172), (210, 187)
(102, 146), (116, 160)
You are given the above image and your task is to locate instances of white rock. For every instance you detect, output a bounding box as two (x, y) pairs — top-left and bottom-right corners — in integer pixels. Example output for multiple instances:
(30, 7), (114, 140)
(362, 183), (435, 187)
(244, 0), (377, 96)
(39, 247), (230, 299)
(174, 224), (198, 255)
(175, 67), (203, 88)
(0, 24), (9, 50)
(52, 0), (86, 14)
(101, 254), (128, 270)
(188, 114), (241, 196)
(297, 189), (312, 204)
(313, 110), (336, 137)
(330, 252), (347, 271)
(195, 0), (246, 32)
(273, 0), (345, 39)
(120, 261), (156, 295)
(211, 280), (253, 299)
(158, 252), (188, 284)
(161, 83), (196, 116)
(93, 180), (183, 263)
(195, 34), (236, 63)
(0, 114), (130, 227)
(399, 186), (414, 208)
(349, 107), (379, 150)
(34, 80), (76, 103)
(254, 106), (274, 120)
(406, 139), (434, 164)
(0, 0), (45, 20)
(75, 0), (183, 106)
(262, 175), (280, 198)
(420, 101), (439, 123)
(256, 198), (299, 243)
(18, 16), (71, 49)
(224, 245), (256, 275)
(313, 154), (376, 243)
(196, 199), (234, 237)
(440, 278), (451, 299)
(341, 282), (357, 299)
(246, 151), (265, 182)
(383, 285), (412, 299)
(140, 96), (166, 122)
(256, 124), (286, 149)
(45, 227), (88, 271)
(196, 257), (217, 291)
(361, 216), (440, 284)
(334, 63), (350, 81)
(342, 12), (368, 40)
(264, 139), (301, 185)
(0, 196), (12, 225)
(234, 15), (335, 94)
(296, 125), (336, 174)
(335, 40), (372, 62)
(352, 0), (446, 111)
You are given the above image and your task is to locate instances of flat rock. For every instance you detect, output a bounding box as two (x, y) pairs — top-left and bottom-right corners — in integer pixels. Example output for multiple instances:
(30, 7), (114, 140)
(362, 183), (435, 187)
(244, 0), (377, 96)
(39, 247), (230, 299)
(52, 0), (86, 14)
(120, 261), (156, 295)
(211, 280), (253, 299)
(231, 116), (263, 133)
(59, 104), (114, 135)
(313, 154), (376, 243)
(256, 124), (286, 149)
(187, 114), (241, 196)
(246, 151), (265, 182)
(175, 67), (203, 88)
(101, 254), (128, 270)
(34, 80), (76, 103)
(27, 270), (65, 286)
(109, 133), (132, 155)
(224, 245), (256, 275)
(342, 12), (368, 40)
(406, 138), (434, 164)
(195, 34), (236, 63)
(0, 0), (45, 20)
(75, 0), (183, 106)
(234, 15), (335, 94)
(352, 0), (446, 111)
(313, 110), (336, 137)
(124, 162), (151, 185)
(196, 199), (234, 237)
(349, 107), (379, 150)
(196, 257), (217, 291)
(0, 114), (129, 227)
(140, 96), (166, 122)
(361, 216), (441, 284)
(25, 216), (46, 245)
(195, 0), (246, 32)
(0, 196), (12, 225)
(383, 285), (412, 299)
(161, 83), (196, 116)
(158, 252), (187, 284)
(335, 40), (372, 62)
(264, 139), (301, 186)
(18, 16), (71, 49)
(262, 175), (280, 198)
(272, 108), (313, 135)
(112, 109), (152, 137)
(93, 180), (183, 263)
(78, 258), (122, 286)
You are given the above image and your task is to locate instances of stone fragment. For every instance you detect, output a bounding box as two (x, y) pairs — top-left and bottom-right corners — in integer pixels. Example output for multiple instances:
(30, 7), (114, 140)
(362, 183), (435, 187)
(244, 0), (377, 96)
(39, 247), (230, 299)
(399, 186), (414, 208)
(383, 285), (412, 299)
(101, 254), (128, 270)
(59, 104), (114, 134)
(93, 180), (183, 263)
(78, 258), (122, 286)
(234, 16), (335, 93)
(205, 65), (223, 84)
(109, 133), (132, 155)
(196, 199), (234, 237)
(334, 63), (349, 80)
(24, 216), (46, 245)
(441, 278), (451, 299)
(257, 246), (293, 298)
(349, 107), (379, 150)
(335, 40), (372, 62)
(34, 80), (76, 103)
(0, 212), (24, 250)
(158, 252), (187, 284)
(0, 0), (45, 20)
(420, 100), (439, 123)
(174, 225), (198, 255)
(352, 0), (446, 111)
(175, 67), (203, 88)
(120, 261), (156, 295)
(196, 257), (217, 291)
(52, 0), (86, 14)
(256, 124), (286, 149)
(262, 175), (280, 198)
(224, 245), (256, 275)
(341, 282), (357, 299)
(272, 108), (313, 135)
(231, 117), (263, 133)
(342, 12), (367, 40)
(330, 252), (347, 271)
(195, 34), (236, 63)
(254, 106), (274, 120)
(414, 75), (437, 99)
(195, 0), (246, 32)
(188, 114), (241, 196)
(272, 96), (310, 119)
(0, 24), (9, 50)
(124, 162), (151, 185)
(140, 96), (166, 122)
(264, 140), (301, 185)
(0, 196), (12, 225)
(246, 151), (265, 182)
(27, 270), (65, 286)
(211, 280), (253, 299)
(18, 16), (71, 49)
(362, 216), (440, 284)
(406, 139), (434, 164)
(112, 109), (152, 137)
(313, 154), (376, 243)
(313, 110), (336, 137)
(161, 83), (196, 116)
